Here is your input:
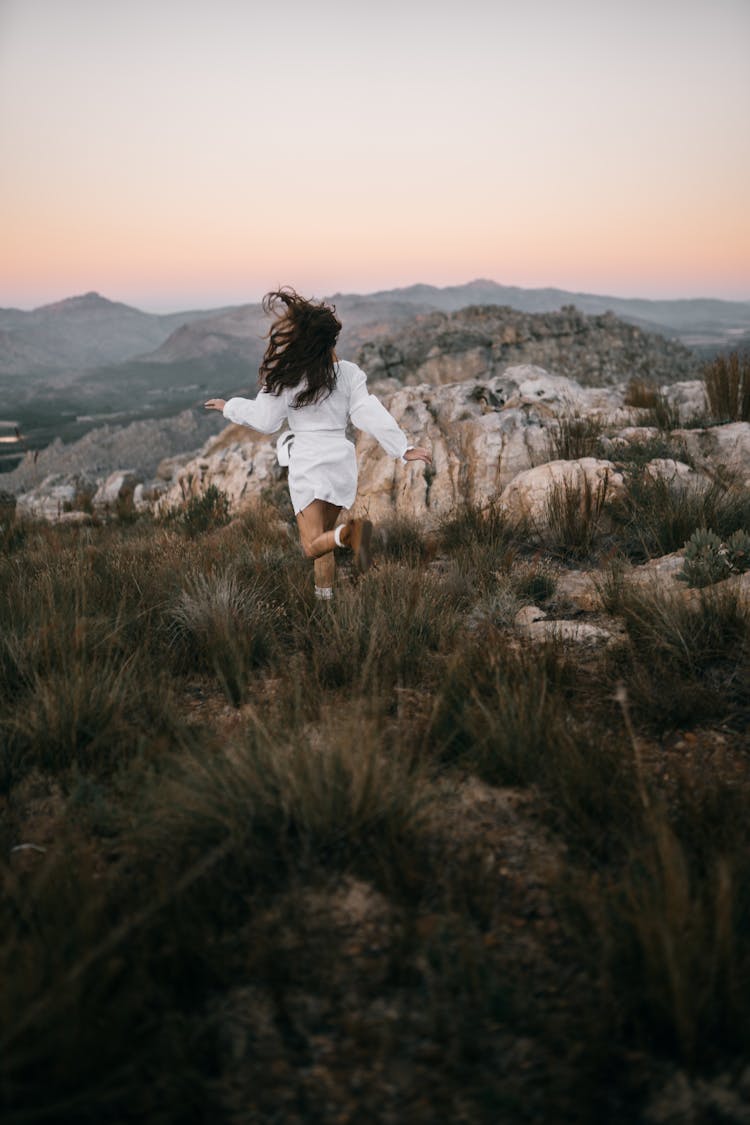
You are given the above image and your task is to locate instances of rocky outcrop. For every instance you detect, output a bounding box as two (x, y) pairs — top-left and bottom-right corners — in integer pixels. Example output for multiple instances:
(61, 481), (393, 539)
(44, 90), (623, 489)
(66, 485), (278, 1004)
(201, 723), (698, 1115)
(13, 364), (747, 535)
(16, 473), (96, 521)
(91, 470), (142, 514)
(4, 408), (223, 495)
(357, 305), (700, 389)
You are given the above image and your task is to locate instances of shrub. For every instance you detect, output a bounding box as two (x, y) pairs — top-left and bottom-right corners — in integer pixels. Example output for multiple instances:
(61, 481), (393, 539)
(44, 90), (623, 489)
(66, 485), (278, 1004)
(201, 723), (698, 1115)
(546, 413), (606, 461)
(169, 569), (283, 704)
(726, 528), (750, 574)
(568, 809), (750, 1065)
(0, 651), (185, 789)
(703, 350), (750, 422)
(644, 391), (682, 432)
(607, 582), (750, 728)
(167, 484), (232, 537)
(302, 563), (460, 696)
(623, 378), (659, 409)
(677, 528), (731, 588)
(610, 470), (750, 561)
(134, 705), (435, 888)
(542, 472), (611, 559)
(372, 514), (431, 564)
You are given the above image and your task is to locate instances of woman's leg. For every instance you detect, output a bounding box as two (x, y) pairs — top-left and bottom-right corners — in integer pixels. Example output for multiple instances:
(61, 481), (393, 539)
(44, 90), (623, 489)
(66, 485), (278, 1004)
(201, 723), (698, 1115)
(296, 500), (342, 593)
(296, 501), (373, 575)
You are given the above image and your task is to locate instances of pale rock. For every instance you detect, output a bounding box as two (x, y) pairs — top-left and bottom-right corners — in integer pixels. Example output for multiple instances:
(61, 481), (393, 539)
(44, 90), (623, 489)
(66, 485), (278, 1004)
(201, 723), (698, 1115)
(91, 470), (142, 513)
(521, 618), (617, 647)
(498, 458), (624, 530)
(57, 510), (93, 525)
(133, 481), (168, 512)
(673, 422), (750, 484)
(604, 426), (661, 451)
(514, 605), (548, 627)
(155, 435), (281, 515)
(554, 569), (603, 612)
(662, 379), (708, 424)
(156, 453), (194, 481)
(643, 459), (706, 490)
(16, 473), (96, 522)
(628, 551), (686, 594)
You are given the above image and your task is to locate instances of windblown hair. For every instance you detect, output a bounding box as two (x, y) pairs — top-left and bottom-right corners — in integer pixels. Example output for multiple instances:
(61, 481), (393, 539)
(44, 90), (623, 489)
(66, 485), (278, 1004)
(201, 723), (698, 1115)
(259, 288), (342, 409)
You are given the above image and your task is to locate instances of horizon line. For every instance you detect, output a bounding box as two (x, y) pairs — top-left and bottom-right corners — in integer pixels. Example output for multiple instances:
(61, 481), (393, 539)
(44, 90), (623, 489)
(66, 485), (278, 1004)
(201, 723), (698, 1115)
(3, 277), (750, 315)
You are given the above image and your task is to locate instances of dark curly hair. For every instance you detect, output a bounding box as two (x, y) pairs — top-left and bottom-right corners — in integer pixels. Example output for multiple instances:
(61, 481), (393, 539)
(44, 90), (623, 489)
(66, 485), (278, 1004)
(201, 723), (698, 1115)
(259, 288), (342, 409)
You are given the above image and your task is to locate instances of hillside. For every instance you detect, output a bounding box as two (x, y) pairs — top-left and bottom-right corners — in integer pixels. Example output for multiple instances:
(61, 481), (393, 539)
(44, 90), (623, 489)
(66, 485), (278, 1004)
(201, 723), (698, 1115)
(2, 357), (749, 1123)
(1, 307), (701, 486)
(3, 281), (748, 380)
(357, 303), (700, 387)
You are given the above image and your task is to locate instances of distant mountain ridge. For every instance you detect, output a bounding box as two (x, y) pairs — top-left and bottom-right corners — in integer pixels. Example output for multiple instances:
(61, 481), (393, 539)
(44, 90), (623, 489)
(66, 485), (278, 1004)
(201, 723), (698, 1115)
(2, 281), (748, 377)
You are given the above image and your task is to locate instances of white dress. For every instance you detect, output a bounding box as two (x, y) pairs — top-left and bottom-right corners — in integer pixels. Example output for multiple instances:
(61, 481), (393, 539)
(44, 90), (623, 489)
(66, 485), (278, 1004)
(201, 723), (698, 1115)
(222, 359), (412, 515)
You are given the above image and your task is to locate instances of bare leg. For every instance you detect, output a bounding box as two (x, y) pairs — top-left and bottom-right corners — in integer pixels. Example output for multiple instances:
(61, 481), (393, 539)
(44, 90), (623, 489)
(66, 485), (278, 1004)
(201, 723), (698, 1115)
(297, 501), (373, 576)
(296, 500), (342, 591)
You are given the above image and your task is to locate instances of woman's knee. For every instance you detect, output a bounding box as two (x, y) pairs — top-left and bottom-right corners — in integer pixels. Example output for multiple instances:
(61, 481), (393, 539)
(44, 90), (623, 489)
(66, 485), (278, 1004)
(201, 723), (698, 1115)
(300, 538), (317, 559)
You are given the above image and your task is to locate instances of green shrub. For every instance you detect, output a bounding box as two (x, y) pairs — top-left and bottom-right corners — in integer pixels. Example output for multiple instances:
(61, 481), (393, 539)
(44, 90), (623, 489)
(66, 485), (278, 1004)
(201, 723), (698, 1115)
(611, 470), (750, 561)
(677, 528), (731, 588)
(726, 528), (750, 574)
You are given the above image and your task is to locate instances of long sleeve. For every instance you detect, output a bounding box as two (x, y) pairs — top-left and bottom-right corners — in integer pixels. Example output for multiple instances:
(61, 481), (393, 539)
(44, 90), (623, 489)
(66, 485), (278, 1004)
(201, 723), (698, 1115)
(222, 389), (287, 434)
(347, 364), (412, 460)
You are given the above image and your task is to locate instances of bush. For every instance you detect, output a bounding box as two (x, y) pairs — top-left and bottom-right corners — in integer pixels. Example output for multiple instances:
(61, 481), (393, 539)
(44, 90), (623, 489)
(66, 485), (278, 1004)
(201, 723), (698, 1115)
(167, 484), (231, 537)
(703, 350), (750, 422)
(606, 582), (750, 729)
(546, 413), (606, 461)
(610, 470), (750, 561)
(542, 472), (611, 560)
(168, 569), (283, 704)
(677, 528), (731, 588)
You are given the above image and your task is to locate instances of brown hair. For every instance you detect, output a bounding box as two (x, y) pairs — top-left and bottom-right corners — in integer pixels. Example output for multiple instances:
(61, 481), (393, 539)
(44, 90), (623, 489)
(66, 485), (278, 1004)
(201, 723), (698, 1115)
(259, 287), (342, 409)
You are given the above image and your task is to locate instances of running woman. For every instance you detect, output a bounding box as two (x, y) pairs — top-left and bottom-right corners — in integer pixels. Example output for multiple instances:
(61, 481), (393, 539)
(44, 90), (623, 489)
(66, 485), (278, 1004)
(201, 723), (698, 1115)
(204, 288), (432, 599)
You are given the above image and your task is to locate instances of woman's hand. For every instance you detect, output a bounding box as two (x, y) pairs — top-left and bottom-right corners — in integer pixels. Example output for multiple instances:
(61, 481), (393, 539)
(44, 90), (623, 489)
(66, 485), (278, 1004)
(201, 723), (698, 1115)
(204, 398), (226, 412)
(404, 446), (432, 465)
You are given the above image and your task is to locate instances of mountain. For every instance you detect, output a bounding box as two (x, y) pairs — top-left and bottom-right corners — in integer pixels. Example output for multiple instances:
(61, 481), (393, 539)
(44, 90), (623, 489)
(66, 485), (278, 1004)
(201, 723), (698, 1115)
(3, 282), (748, 379)
(0, 291), (234, 375)
(359, 280), (750, 343)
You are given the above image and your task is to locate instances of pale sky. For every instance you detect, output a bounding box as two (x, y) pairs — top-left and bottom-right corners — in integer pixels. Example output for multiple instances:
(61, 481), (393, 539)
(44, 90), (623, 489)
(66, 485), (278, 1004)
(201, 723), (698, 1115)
(1, 0), (749, 311)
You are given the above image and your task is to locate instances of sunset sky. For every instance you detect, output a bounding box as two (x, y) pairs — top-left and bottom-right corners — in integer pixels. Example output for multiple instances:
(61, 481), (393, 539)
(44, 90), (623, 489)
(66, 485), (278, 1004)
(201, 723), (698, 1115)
(1, 0), (749, 312)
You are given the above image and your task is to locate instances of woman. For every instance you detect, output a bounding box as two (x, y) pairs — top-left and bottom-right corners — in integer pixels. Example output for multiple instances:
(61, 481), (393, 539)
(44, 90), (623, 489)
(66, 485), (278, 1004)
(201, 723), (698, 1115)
(204, 288), (432, 599)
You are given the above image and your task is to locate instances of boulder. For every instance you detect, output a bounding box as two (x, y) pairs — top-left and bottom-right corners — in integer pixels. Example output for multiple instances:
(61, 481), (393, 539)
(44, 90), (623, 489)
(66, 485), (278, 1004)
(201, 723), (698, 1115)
(91, 470), (142, 513)
(155, 437), (282, 515)
(513, 604), (618, 646)
(498, 458), (624, 530)
(673, 422), (750, 485)
(16, 474), (96, 522)
(643, 458), (708, 490)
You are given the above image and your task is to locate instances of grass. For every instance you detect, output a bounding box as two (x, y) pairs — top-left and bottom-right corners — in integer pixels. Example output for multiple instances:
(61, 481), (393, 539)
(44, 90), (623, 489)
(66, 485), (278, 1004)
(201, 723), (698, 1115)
(622, 379), (683, 430)
(541, 470), (613, 560)
(609, 469), (750, 561)
(546, 412), (607, 461)
(703, 349), (750, 423)
(1, 497), (749, 1123)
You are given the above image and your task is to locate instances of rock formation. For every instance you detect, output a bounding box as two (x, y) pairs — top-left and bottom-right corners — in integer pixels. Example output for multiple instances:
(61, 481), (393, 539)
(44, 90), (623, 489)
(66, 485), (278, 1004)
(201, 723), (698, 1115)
(357, 305), (700, 388)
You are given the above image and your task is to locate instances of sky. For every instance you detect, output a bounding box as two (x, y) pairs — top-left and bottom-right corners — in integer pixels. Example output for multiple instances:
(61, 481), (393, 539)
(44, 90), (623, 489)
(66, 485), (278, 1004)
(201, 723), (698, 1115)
(1, 0), (749, 312)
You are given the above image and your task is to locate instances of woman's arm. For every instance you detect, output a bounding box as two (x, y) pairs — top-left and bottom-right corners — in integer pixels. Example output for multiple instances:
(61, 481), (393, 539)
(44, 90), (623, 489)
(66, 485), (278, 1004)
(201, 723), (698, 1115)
(204, 390), (287, 434)
(347, 365), (431, 464)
